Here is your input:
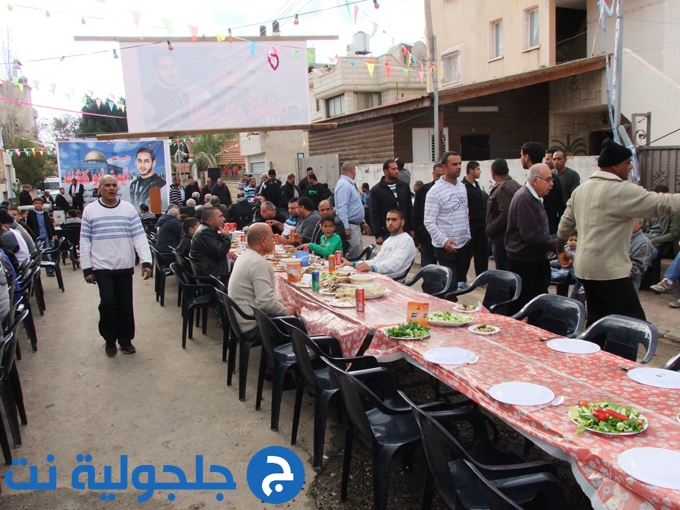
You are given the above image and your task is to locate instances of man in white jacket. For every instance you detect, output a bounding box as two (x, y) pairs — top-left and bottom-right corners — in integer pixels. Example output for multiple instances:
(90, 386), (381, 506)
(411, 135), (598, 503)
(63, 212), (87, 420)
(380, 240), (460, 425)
(81, 175), (152, 357)
(343, 209), (416, 281)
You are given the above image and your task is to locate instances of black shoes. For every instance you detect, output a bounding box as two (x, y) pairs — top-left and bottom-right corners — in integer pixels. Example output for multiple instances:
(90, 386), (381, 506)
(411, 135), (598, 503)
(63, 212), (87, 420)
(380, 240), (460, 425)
(105, 344), (117, 357)
(120, 344), (137, 354)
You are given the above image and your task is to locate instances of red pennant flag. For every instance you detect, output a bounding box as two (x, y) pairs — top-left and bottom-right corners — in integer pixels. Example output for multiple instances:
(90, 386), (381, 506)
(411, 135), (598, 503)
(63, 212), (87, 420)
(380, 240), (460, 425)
(189, 25), (198, 42)
(385, 60), (391, 80)
(96, 99), (101, 108)
(402, 46), (408, 56)
(87, 90), (93, 97)
(354, 5), (359, 24)
(1, 80), (7, 88)
(108, 93), (115, 100)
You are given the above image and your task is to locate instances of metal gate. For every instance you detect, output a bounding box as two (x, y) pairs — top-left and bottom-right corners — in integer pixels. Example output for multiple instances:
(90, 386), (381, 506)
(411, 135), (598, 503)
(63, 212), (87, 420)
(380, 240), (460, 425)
(638, 146), (680, 193)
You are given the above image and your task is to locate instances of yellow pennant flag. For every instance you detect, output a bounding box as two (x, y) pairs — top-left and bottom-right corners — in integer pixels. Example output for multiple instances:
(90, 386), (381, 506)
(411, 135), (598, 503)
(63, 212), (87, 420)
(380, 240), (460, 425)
(302, 140), (307, 146)
(120, 105), (126, 113)
(69, 86), (76, 96)
(216, 33), (226, 42)
(367, 59), (374, 77)
(18, 83), (23, 92)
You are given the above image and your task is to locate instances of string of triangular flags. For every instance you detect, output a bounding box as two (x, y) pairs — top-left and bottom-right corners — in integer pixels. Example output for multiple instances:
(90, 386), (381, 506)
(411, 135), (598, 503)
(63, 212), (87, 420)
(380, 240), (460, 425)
(0, 78), (126, 110)
(2, 147), (56, 157)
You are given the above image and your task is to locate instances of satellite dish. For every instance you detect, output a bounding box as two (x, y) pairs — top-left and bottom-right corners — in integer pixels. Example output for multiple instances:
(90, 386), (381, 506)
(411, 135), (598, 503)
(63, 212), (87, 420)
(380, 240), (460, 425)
(411, 41), (428, 67)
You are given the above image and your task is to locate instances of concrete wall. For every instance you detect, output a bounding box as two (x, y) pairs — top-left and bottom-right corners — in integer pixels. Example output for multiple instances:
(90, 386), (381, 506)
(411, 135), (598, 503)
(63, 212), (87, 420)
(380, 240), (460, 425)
(238, 131), (307, 175)
(0, 81), (38, 141)
(430, 0), (554, 92)
(354, 156), (599, 194)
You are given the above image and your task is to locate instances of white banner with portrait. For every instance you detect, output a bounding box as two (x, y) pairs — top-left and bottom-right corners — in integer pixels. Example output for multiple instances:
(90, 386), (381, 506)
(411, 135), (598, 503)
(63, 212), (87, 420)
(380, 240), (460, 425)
(120, 40), (311, 133)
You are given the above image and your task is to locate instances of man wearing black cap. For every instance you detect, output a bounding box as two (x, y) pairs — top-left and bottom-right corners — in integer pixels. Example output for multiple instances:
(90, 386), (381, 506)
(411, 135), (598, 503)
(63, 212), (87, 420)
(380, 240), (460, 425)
(557, 138), (680, 325)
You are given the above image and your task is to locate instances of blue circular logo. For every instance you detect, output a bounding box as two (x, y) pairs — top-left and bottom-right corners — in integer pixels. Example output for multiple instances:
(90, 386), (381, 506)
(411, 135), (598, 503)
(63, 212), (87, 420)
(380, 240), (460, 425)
(246, 446), (305, 504)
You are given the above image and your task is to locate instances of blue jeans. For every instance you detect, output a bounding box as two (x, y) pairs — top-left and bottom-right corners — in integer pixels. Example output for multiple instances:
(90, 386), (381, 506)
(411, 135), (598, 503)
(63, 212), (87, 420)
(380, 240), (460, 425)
(664, 251), (680, 283)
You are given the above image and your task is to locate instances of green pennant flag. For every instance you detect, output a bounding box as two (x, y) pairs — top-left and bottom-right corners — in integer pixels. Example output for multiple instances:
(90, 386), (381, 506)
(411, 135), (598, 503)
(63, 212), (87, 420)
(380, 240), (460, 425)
(291, 50), (298, 59)
(306, 51), (313, 68)
(162, 18), (172, 34)
(345, 0), (350, 16)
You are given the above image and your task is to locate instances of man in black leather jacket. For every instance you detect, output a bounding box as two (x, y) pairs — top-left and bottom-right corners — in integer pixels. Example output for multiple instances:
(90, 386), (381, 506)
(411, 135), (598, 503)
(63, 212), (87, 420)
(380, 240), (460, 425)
(189, 206), (231, 281)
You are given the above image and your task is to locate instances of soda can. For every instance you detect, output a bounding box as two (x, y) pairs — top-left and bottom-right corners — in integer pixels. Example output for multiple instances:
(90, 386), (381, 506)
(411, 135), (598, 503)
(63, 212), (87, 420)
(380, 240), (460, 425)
(311, 270), (320, 291)
(243, 227), (249, 237)
(239, 234), (246, 243)
(290, 228), (296, 243)
(335, 250), (342, 266)
(274, 234), (280, 245)
(328, 255), (336, 273)
(355, 288), (365, 312)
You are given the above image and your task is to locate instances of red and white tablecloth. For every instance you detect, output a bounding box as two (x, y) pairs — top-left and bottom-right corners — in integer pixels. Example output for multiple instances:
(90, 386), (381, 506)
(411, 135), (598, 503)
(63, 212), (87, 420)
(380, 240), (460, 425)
(276, 273), (680, 510)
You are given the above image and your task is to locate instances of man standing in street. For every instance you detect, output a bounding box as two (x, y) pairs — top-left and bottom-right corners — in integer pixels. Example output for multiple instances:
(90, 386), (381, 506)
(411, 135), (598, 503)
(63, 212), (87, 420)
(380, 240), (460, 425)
(211, 177), (232, 208)
(395, 157), (411, 186)
(505, 164), (557, 314)
(81, 175), (152, 357)
(520, 142), (565, 235)
(424, 151), (471, 287)
(552, 150), (580, 203)
(303, 173), (326, 210)
(129, 147), (166, 209)
(169, 176), (185, 206)
(412, 163), (444, 267)
(279, 173), (301, 215)
(19, 185), (33, 206)
(486, 158), (521, 271)
(200, 178), (212, 203)
(184, 176), (200, 200)
(55, 187), (71, 211)
(261, 169), (282, 211)
(463, 161), (488, 278)
(27, 197), (58, 276)
(69, 178), (85, 210)
(557, 139), (680, 324)
(334, 161), (370, 259)
(299, 167), (314, 194)
(369, 159), (413, 245)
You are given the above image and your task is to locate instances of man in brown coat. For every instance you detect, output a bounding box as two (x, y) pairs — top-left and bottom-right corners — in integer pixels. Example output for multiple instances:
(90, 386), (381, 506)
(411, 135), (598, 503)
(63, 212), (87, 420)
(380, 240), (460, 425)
(486, 158), (520, 271)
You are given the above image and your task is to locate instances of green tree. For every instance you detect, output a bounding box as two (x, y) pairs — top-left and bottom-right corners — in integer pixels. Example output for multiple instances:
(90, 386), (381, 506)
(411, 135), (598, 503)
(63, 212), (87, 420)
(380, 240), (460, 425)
(189, 134), (237, 173)
(11, 138), (57, 186)
(78, 97), (127, 136)
(37, 114), (81, 146)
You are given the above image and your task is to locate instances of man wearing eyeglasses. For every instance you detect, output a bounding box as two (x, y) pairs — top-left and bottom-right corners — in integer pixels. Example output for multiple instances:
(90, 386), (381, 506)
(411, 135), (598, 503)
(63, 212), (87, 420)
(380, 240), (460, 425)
(424, 151), (471, 288)
(505, 163), (557, 314)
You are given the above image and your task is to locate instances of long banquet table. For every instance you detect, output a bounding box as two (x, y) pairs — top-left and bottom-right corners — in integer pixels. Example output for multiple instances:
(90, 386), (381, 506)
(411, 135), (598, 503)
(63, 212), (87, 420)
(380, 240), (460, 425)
(275, 272), (680, 510)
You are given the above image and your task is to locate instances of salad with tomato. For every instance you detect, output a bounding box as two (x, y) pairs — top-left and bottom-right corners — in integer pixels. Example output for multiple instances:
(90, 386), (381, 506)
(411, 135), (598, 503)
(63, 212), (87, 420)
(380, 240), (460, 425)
(568, 400), (647, 435)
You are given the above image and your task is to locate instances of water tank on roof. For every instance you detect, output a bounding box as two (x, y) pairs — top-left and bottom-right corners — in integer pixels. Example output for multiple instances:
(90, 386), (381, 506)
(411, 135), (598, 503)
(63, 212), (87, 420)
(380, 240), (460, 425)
(353, 32), (370, 55)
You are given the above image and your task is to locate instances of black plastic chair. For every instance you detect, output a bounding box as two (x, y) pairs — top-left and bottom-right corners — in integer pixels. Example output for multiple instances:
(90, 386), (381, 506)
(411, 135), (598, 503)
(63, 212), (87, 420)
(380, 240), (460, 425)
(348, 243), (376, 262)
(404, 392), (566, 510)
(169, 263), (215, 348)
(404, 265), (454, 297)
(58, 225), (81, 270)
(445, 270), (522, 315)
(391, 258), (416, 283)
(0, 309), (29, 451)
(511, 294), (586, 338)
(250, 305), (301, 433)
(150, 246), (174, 307)
(221, 291), (261, 402)
(285, 323), (378, 470)
(15, 265), (38, 352)
(39, 237), (69, 292)
(577, 315), (658, 363)
(323, 359), (447, 510)
(464, 460), (567, 510)
(662, 352), (680, 371)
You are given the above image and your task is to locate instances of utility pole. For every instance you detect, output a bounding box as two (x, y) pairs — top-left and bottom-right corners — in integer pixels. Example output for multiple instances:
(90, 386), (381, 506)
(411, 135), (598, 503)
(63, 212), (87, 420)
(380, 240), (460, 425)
(424, 0), (440, 162)
(613, 0), (624, 137)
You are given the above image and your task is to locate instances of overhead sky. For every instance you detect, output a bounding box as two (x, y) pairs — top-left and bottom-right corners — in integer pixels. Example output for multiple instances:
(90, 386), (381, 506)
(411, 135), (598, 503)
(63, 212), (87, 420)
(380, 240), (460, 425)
(1, 0), (425, 124)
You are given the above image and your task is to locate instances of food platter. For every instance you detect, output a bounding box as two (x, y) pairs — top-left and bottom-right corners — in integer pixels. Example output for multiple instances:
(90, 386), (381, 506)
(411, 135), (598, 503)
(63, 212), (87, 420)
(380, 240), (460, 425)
(452, 301), (482, 313)
(468, 324), (500, 335)
(428, 311), (474, 327)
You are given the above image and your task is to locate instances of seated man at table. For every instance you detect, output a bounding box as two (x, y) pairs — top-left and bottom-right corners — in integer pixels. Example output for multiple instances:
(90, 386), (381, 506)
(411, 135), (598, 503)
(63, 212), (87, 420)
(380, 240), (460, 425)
(252, 201), (286, 235)
(189, 206), (232, 282)
(342, 210), (416, 281)
(267, 198), (299, 245)
(294, 197), (321, 244)
(228, 223), (298, 341)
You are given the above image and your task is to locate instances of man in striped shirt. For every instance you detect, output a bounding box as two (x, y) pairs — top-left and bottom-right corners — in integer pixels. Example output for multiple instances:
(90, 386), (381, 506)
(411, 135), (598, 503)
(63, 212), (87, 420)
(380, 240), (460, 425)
(81, 175), (152, 357)
(424, 151), (471, 287)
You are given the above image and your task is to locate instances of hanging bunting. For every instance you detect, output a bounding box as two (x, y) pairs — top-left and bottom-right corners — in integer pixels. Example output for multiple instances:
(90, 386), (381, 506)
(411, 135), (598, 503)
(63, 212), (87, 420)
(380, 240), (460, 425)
(30, 148), (35, 155)
(348, 60), (356, 66)
(354, 5), (359, 24)
(345, 0), (350, 17)
(302, 140), (307, 146)
(87, 89), (93, 97)
(419, 61), (424, 84)
(18, 83), (23, 92)
(96, 99), (101, 108)
(109, 102), (114, 112)
(0, 80), (6, 88)
(50, 83), (56, 94)
(32, 80), (39, 90)
(384, 60), (391, 80)
(216, 32), (226, 42)
(188, 25), (198, 42)
(367, 59), (374, 77)
(412, 55), (417, 66)
(248, 41), (257, 57)
(120, 104), (125, 113)
(130, 10), (141, 28)
(64, 92), (71, 99)
(11, 76), (19, 85)
(306, 51), (313, 68)
(329, 54), (338, 63)
(161, 18), (172, 34)
(291, 50), (298, 59)
(369, 22), (378, 38)
(407, 53), (413, 67)
(108, 93), (115, 100)
(401, 68), (409, 75)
